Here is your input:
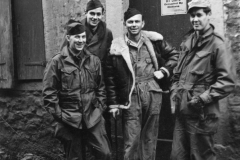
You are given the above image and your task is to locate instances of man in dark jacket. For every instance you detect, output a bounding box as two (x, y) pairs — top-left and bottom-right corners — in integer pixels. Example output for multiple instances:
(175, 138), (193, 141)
(105, 8), (179, 160)
(43, 20), (111, 160)
(60, 0), (114, 145)
(83, 0), (114, 142)
(170, 0), (235, 160)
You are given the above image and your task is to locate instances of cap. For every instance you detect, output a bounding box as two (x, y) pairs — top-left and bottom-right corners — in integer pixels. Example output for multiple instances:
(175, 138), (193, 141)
(66, 19), (85, 35)
(188, 0), (211, 12)
(124, 8), (142, 21)
(86, 0), (103, 12)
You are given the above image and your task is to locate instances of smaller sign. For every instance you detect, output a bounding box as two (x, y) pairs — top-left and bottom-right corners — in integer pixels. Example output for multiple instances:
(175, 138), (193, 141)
(161, 0), (187, 16)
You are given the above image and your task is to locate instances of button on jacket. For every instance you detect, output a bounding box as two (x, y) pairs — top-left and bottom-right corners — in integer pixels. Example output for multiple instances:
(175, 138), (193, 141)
(43, 46), (106, 129)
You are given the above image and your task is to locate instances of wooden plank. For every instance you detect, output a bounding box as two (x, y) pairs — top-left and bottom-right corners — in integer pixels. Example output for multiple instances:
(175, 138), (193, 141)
(12, 0), (45, 80)
(0, 0), (14, 88)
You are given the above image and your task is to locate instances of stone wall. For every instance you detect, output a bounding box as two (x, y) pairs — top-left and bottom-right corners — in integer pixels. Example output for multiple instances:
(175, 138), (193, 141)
(216, 0), (240, 159)
(0, 90), (63, 160)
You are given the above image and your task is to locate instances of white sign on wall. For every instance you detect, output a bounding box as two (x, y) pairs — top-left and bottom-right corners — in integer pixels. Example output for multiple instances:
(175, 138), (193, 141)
(161, 0), (187, 16)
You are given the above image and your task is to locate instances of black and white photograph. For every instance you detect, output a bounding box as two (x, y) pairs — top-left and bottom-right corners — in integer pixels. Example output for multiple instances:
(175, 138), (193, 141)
(0, 0), (239, 160)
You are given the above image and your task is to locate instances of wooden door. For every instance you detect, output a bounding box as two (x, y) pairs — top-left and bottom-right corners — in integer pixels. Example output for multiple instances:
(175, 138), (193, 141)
(12, 0), (45, 80)
(128, 0), (192, 159)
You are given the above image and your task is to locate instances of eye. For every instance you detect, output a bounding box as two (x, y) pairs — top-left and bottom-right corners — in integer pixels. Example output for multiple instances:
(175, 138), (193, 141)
(197, 13), (202, 17)
(90, 12), (95, 16)
(97, 13), (102, 16)
(74, 35), (80, 39)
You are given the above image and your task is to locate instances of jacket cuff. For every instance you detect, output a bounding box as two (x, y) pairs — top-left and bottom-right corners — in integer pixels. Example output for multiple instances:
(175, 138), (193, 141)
(109, 105), (119, 109)
(199, 91), (213, 104)
(160, 67), (170, 77)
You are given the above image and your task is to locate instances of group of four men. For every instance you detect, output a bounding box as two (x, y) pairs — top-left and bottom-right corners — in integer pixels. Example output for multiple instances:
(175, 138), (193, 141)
(43, 0), (235, 160)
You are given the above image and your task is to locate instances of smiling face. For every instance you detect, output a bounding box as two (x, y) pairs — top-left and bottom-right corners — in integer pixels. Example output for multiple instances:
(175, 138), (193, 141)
(189, 8), (211, 33)
(86, 7), (103, 27)
(124, 14), (145, 37)
(66, 32), (86, 54)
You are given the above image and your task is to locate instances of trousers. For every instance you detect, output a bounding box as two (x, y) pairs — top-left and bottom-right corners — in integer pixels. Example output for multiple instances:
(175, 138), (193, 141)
(122, 80), (162, 160)
(55, 118), (111, 160)
(170, 114), (219, 160)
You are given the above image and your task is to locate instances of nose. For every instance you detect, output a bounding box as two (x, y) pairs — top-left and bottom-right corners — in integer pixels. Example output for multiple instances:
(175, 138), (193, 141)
(93, 14), (97, 19)
(193, 16), (198, 21)
(78, 37), (83, 42)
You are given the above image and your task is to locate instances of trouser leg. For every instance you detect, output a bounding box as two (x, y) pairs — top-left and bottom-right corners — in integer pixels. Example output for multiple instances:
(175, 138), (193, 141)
(171, 116), (218, 160)
(170, 116), (190, 160)
(140, 91), (161, 160)
(103, 111), (112, 145)
(190, 133), (216, 160)
(122, 90), (162, 160)
(87, 117), (112, 160)
(122, 93), (141, 160)
(54, 122), (84, 160)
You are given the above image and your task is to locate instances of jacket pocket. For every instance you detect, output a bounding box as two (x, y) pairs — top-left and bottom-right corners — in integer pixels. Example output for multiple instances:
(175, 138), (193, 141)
(61, 67), (78, 90)
(190, 51), (211, 75)
(60, 102), (82, 128)
(83, 65), (98, 89)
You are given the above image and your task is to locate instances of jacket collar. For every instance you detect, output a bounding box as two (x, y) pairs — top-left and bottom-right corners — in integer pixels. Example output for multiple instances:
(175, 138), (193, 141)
(82, 18), (106, 46)
(182, 24), (215, 51)
(61, 46), (91, 68)
(109, 31), (161, 109)
(110, 31), (159, 70)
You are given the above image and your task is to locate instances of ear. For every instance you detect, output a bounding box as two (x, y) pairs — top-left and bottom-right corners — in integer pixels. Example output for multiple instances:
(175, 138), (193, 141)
(66, 35), (70, 41)
(208, 11), (212, 16)
(123, 21), (126, 26)
(206, 10), (212, 17)
(142, 20), (145, 28)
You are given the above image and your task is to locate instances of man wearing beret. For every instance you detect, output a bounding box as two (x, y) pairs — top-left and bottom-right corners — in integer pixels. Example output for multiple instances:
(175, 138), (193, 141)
(43, 19), (111, 160)
(170, 0), (235, 160)
(105, 8), (179, 160)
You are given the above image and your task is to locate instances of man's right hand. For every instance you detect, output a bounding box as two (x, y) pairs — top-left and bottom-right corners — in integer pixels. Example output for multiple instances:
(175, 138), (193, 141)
(109, 108), (120, 119)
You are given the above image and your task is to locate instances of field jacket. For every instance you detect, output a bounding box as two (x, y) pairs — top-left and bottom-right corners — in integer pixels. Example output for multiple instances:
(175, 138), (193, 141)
(171, 25), (235, 117)
(43, 46), (106, 129)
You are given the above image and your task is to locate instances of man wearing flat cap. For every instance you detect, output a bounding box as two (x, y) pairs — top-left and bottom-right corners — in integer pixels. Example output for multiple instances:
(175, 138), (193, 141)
(105, 8), (179, 160)
(43, 19), (111, 160)
(170, 0), (235, 159)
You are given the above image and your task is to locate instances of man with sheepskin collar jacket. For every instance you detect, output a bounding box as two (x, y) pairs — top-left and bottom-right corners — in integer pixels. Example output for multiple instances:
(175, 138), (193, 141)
(105, 8), (179, 160)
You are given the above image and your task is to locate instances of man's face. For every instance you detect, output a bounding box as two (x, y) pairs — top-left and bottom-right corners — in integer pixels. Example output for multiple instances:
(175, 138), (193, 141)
(67, 32), (86, 53)
(125, 14), (145, 37)
(189, 8), (211, 32)
(86, 7), (103, 27)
